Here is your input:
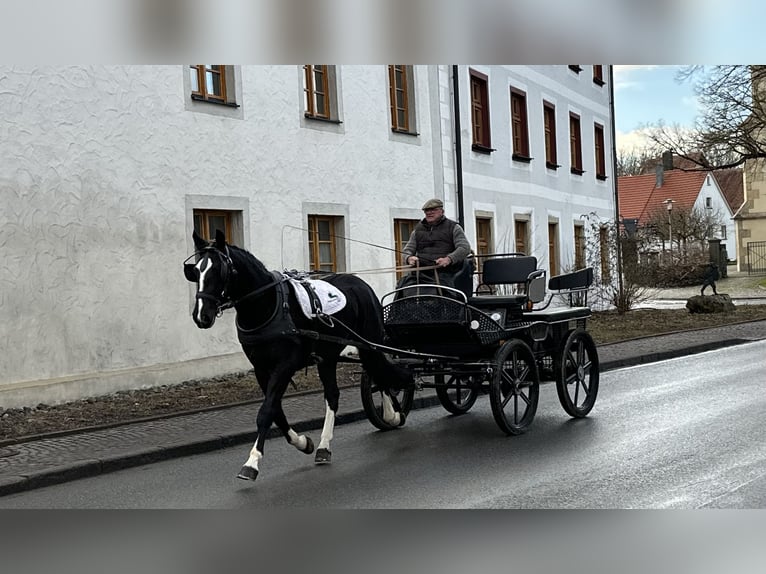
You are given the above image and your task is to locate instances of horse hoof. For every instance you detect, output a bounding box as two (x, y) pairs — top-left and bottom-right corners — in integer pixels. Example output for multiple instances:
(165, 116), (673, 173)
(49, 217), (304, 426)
(315, 448), (332, 464)
(302, 436), (315, 455)
(398, 412), (407, 427)
(237, 465), (258, 481)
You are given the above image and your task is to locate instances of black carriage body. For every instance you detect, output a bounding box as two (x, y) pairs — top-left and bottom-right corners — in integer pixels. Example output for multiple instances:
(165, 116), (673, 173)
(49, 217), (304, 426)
(370, 255), (600, 436)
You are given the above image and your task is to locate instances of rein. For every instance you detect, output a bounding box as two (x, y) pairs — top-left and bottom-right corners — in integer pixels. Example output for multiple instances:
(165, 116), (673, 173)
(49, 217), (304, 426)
(219, 275), (287, 313)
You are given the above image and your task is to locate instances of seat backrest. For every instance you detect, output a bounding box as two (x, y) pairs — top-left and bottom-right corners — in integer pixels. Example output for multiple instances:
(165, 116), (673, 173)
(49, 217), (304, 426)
(481, 256), (538, 285)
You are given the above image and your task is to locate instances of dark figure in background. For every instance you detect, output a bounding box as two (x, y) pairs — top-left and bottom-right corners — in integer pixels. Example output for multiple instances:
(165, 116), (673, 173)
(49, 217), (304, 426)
(399, 198), (472, 290)
(701, 262), (720, 295)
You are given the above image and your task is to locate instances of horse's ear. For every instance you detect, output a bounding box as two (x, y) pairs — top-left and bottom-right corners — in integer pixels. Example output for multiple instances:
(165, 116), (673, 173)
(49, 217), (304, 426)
(192, 230), (207, 251)
(214, 229), (226, 250)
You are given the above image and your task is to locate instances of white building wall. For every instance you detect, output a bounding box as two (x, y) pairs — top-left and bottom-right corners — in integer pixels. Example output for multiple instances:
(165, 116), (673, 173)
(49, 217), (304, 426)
(447, 65), (615, 274)
(694, 174), (737, 260)
(1, 64), (616, 408)
(0, 65), (441, 407)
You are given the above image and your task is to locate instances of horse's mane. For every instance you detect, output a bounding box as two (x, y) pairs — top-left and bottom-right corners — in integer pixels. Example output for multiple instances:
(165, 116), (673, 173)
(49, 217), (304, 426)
(227, 243), (272, 279)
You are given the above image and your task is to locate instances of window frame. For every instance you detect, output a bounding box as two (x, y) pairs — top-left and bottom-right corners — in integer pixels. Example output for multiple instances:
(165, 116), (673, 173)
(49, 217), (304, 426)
(568, 65), (582, 74)
(470, 69), (493, 153)
(548, 222), (559, 277)
(569, 112), (584, 175)
(307, 214), (340, 273)
(599, 226), (611, 282)
(189, 65), (239, 107)
(514, 219), (529, 255)
(193, 209), (233, 244)
(394, 218), (419, 279)
(592, 65), (605, 86)
(304, 65), (331, 120)
(574, 224), (586, 270)
(543, 101), (558, 169)
(388, 65), (418, 135)
(594, 122), (607, 180)
(510, 88), (531, 161)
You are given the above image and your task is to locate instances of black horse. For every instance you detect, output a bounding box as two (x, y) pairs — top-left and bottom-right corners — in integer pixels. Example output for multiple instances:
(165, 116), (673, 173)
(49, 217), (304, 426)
(184, 230), (412, 481)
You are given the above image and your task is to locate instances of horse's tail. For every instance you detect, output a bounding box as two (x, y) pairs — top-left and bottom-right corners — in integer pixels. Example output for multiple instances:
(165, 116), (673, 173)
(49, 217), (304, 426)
(353, 280), (414, 390)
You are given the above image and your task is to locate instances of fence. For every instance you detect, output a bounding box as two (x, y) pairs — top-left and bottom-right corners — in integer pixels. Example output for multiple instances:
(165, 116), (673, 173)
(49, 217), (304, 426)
(746, 241), (766, 275)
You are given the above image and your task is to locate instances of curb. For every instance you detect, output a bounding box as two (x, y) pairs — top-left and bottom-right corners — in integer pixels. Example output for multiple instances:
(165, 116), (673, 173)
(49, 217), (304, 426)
(0, 338), (757, 498)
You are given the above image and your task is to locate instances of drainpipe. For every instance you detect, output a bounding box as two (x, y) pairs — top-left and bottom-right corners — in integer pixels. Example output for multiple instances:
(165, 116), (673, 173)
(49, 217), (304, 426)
(452, 65), (465, 228)
(609, 64), (625, 302)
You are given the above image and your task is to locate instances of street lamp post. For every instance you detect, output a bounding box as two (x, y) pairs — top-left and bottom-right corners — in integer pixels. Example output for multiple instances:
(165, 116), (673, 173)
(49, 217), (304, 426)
(664, 199), (675, 260)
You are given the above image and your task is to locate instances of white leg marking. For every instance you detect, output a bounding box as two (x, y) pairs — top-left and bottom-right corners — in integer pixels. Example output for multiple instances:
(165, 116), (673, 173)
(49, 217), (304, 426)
(287, 429), (308, 451)
(381, 391), (401, 426)
(317, 402), (335, 450)
(243, 441), (262, 471)
(195, 257), (212, 323)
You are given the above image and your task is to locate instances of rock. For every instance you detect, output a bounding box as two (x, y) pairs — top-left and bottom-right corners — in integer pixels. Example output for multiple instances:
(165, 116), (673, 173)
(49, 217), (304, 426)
(686, 294), (736, 314)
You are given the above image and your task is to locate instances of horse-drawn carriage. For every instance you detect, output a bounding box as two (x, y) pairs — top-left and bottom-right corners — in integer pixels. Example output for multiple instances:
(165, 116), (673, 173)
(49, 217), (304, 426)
(185, 231), (599, 481)
(360, 254), (599, 436)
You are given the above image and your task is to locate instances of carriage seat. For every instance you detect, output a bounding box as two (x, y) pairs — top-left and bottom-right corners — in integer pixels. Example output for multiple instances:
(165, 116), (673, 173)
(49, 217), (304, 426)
(468, 255), (546, 310)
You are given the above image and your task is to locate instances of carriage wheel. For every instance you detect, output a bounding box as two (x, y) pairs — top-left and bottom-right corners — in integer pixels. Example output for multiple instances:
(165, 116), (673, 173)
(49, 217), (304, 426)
(360, 371), (415, 431)
(489, 339), (539, 435)
(554, 329), (599, 418)
(435, 374), (479, 415)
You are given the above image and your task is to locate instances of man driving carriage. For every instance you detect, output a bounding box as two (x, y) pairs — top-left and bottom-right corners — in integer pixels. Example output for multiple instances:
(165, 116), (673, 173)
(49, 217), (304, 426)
(399, 198), (472, 291)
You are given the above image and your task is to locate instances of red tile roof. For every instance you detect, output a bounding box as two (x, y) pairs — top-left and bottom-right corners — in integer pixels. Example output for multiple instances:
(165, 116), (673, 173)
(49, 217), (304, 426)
(618, 169), (708, 224)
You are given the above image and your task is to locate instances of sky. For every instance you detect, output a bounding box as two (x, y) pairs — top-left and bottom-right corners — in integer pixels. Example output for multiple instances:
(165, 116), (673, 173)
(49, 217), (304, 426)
(612, 65), (701, 154)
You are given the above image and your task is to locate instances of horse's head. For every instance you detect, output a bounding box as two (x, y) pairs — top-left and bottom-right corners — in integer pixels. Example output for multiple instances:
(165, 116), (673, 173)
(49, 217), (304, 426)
(184, 229), (236, 329)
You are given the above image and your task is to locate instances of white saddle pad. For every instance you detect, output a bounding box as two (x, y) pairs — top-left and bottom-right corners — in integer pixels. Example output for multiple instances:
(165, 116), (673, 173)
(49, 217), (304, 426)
(287, 277), (347, 319)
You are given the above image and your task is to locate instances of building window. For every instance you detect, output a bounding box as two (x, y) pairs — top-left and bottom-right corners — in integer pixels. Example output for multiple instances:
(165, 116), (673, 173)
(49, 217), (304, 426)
(599, 226), (611, 282)
(593, 65), (605, 86)
(594, 123), (607, 180)
(569, 113), (583, 174)
(470, 69), (492, 152)
(548, 222), (559, 277)
(303, 65), (340, 122)
(574, 224), (586, 270)
(721, 225), (727, 239)
(388, 65), (416, 134)
(394, 218), (418, 279)
(189, 65), (238, 106)
(511, 88), (530, 160)
(514, 219), (529, 255)
(308, 215), (341, 272)
(475, 217), (493, 279)
(543, 102), (558, 169)
(568, 65), (582, 74)
(193, 209), (233, 244)
(706, 196), (713, 208)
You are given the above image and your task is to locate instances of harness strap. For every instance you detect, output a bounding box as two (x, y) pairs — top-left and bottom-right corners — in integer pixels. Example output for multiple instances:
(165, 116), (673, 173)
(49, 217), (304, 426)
(220, 274), (288, 312)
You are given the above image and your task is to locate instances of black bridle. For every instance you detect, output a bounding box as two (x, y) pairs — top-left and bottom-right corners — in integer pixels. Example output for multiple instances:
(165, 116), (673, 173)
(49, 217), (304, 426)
(185, 247), (286, 316)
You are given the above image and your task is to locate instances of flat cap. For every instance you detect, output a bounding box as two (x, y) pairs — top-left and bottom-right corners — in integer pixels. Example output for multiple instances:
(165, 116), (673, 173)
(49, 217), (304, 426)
(421, 198), (444, 210)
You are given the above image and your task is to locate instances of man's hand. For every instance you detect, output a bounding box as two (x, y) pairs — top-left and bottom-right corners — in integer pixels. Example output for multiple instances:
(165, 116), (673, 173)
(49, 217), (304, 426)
(406, 256), (419, 266)
(435, 256), (452, 268)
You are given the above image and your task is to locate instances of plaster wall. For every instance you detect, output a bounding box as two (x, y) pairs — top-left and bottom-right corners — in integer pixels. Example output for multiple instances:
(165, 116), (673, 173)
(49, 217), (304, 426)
(446, 65), (616, 274)
(0, 65), (439, 407)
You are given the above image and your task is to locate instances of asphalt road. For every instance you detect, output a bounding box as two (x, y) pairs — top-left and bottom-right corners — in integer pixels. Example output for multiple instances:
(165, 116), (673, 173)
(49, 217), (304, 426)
(2, 341), (765, 509)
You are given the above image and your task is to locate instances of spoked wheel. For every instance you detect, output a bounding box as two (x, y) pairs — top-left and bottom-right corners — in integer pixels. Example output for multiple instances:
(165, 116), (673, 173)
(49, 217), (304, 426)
(554, 329), (599, 418)
(435, 374), (479, 415)
(360, 371), (415, 431)
(490, 339), (539, 435)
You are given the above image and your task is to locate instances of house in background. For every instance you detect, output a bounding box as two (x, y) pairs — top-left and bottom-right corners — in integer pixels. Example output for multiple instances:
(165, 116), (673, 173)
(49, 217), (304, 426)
(618, 154), (737, 262)
(0, 65), (616, 409)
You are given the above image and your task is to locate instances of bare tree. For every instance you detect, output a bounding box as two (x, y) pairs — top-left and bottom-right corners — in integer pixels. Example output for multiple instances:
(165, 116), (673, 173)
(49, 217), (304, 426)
(642, 65), (766, 170)
(617, 146), (659, 176)
(643, 204), (726, 262)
